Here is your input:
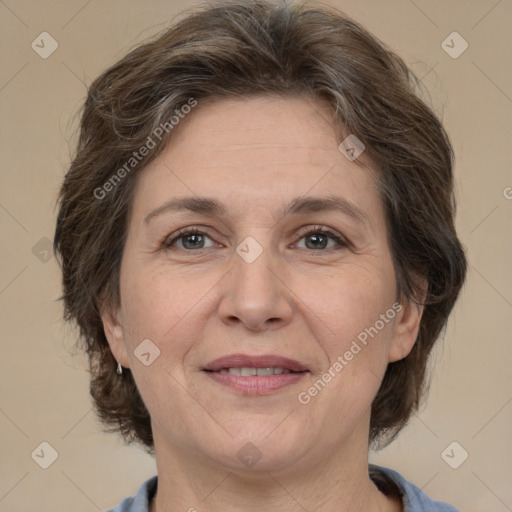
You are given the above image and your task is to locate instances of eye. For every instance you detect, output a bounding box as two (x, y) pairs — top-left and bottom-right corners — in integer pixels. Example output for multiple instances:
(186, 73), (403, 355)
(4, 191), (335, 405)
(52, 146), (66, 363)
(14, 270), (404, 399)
(162, 225), (349, 252)
(294, 226), (348, 251)
(163, 228), (217, 250)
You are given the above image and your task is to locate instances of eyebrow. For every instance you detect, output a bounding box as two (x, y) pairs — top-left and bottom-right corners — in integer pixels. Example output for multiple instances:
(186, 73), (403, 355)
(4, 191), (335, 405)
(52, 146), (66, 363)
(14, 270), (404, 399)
(144, 195), (369, 226)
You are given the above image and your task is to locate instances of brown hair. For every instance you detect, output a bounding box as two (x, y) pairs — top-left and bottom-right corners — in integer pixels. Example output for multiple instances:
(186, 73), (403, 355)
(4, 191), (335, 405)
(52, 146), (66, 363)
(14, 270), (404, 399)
(53, 0), (467, 454)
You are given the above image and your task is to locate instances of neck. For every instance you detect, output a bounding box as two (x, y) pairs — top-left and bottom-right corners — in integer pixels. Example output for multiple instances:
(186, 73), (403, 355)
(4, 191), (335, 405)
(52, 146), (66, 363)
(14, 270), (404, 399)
(148, 428), (402, 512)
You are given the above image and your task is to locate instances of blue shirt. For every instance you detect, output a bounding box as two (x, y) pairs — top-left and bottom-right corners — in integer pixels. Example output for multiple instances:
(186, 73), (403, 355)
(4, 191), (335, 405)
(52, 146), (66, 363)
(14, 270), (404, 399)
(106, 464), (459, 511)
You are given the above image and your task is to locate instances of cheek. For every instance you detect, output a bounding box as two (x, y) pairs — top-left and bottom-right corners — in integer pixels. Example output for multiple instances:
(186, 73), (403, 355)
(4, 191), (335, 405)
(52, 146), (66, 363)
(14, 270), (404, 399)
(302, 260), (395, 330)
(301, 272), (397, 417)
(119, 263), (213, 352)
(300, 261), (397, 374)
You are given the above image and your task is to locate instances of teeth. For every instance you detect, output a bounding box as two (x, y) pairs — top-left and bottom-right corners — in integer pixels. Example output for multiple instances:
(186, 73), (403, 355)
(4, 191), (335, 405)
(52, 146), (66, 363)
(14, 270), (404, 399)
(222, 367), (292, 376)
(256, 367), (274, 376)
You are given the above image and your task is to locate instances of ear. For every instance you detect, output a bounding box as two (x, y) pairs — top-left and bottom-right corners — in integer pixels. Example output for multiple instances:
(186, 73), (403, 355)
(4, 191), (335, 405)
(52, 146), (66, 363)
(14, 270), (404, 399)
(388, 280), (428, 363)
(100, 300), (131, 369)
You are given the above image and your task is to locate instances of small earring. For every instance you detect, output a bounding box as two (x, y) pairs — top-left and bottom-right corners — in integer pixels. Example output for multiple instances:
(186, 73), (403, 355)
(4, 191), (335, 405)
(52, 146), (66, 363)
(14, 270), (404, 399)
(116, 362), (123, 375)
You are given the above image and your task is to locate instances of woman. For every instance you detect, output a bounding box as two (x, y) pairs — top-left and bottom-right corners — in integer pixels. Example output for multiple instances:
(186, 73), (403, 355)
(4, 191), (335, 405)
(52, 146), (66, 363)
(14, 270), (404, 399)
(53, 1), (467, 511)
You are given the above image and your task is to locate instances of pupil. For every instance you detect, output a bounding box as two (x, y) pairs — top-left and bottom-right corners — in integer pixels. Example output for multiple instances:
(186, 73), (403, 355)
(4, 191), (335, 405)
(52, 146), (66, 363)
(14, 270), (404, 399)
(184, 234), (203, 249)
(307, 233), (327, 249)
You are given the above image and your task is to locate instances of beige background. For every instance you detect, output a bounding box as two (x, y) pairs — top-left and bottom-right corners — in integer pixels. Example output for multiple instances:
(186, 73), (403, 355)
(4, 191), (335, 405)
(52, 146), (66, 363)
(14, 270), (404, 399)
(1, 0), (511, 510)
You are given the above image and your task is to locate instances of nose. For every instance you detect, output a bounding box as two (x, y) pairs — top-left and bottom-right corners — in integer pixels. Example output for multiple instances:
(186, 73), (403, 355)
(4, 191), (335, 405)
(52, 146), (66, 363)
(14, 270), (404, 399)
(217, 242), (294, 332)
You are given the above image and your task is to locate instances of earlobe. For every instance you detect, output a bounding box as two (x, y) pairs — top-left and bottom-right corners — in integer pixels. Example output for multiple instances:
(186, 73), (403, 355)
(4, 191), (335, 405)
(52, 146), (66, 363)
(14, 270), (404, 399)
(100, 305), (131, 368)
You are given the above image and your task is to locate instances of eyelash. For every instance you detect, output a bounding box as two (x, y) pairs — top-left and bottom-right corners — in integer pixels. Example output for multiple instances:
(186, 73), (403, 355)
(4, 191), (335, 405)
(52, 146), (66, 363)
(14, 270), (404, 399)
(162, 225), (349, 252)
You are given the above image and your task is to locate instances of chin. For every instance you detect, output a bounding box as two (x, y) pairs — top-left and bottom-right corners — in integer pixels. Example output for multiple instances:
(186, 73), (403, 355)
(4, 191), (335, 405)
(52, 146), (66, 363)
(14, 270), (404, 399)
(213, 426), (310, 474)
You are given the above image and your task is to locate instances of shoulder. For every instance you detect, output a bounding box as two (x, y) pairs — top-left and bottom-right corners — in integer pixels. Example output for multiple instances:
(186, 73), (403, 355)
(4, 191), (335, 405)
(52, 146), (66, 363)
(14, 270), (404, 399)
(105, 476), (158, 512)
(103, 468), (459, 512)
(369, 464), (460, 512)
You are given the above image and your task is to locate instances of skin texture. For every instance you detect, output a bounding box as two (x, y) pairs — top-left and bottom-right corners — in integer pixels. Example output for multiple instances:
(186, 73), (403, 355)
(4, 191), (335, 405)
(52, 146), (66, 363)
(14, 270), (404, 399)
(101, 94), (423, 512)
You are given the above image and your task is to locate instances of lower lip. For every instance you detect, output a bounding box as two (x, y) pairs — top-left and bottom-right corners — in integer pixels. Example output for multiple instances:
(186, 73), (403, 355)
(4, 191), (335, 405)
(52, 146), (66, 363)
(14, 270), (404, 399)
(203, 371), (308, 395)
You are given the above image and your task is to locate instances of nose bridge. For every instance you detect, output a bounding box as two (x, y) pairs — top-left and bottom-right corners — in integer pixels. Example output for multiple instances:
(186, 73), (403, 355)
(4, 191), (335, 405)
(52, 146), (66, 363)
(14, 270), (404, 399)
(218, 234), (293, 330)
(234, 238), (276, 295)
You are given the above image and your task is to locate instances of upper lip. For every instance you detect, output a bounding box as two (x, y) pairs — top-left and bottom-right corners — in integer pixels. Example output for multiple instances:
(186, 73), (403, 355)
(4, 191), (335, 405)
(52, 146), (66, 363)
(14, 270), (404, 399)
(202, 354), (309, 372)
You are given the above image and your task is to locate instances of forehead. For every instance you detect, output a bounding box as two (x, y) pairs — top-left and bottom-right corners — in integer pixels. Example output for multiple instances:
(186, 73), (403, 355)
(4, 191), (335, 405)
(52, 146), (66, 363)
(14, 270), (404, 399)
(160, 94), (348, 166)
(131, 94), (382, 224)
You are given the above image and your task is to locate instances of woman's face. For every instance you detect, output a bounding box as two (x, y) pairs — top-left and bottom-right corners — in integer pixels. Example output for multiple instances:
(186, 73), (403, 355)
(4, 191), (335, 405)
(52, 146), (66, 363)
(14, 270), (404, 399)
(102, 94), (421, 473)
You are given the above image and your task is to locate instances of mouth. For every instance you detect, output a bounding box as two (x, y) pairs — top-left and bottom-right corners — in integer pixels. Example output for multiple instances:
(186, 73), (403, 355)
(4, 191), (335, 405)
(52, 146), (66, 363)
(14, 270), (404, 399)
(215, 367), (297, 376)
(201, 354), (309, 395)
